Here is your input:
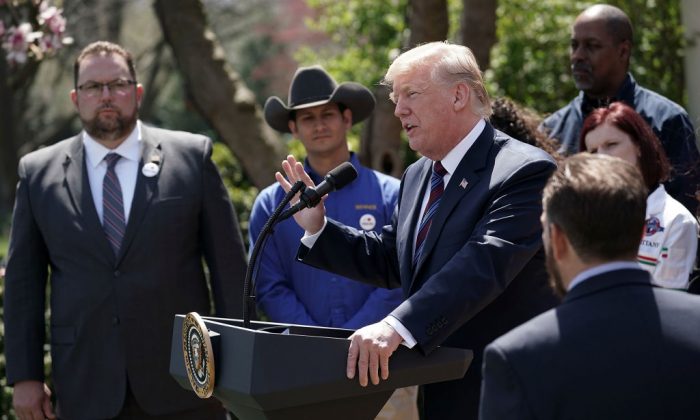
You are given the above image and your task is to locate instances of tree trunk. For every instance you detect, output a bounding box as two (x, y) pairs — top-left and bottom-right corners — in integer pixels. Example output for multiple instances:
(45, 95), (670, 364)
(408, 0), (448, 47)
(153, 0), (286, 189)
(0, 56), (18, 218)
(0, 53), (41, 219)
(460, 0), (497, 70)
(360, 0), (448, 177)
(360, 86), (404, 178)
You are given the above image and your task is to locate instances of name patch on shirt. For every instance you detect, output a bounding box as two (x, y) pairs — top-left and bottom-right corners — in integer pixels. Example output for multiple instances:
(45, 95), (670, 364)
(355, 204), (377, 210)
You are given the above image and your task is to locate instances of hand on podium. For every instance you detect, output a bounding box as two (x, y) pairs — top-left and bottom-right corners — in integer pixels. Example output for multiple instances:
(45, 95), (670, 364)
(347, 321), (403, 387)
(276, 155), (326, 235)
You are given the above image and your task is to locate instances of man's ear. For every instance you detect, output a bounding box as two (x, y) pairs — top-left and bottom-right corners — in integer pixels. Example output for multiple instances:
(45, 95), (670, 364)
(550, 223), (570, 261)
(618, 40), (632, 63)
(135, 84), (144, 107)
(453, 82), (470, 112)
(70, 89), (78, 110)
(288, 119), (298, 136)
(341, 108), (353, 130)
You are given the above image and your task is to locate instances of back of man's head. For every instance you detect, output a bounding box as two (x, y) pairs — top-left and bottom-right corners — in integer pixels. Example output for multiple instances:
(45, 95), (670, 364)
(543, 153), (646, 263)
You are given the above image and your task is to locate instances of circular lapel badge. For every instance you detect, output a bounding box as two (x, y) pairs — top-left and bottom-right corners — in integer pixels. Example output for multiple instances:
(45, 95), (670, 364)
(182, 312), (215, 398)
(142, 162), (159, 177)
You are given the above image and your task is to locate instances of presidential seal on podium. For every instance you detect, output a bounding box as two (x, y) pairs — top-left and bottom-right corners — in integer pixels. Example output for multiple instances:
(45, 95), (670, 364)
(182, 312), (215, 398)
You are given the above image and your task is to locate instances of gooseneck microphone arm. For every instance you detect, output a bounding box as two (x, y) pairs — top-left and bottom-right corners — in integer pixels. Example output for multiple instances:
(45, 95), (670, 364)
(243, 162), (358, 329)
(243, 180), (305, 328)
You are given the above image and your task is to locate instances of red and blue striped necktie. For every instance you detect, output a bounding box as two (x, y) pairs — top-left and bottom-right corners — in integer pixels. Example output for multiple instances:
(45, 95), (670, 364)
(102, 153), (125, 256)
(414, 161), (447, 266)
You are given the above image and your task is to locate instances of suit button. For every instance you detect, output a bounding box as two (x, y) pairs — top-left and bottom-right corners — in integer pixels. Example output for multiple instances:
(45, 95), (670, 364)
(114, 270), (120, 277)
(112, 316), (120, 325)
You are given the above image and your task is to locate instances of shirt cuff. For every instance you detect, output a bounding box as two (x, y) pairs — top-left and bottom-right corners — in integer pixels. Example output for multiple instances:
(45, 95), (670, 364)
(384, 315), (417, 349)
(300, 217), (327, 248)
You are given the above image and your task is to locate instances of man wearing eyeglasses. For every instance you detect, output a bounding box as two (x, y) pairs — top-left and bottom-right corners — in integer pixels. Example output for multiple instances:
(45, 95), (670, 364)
(3, 41), (247, 419)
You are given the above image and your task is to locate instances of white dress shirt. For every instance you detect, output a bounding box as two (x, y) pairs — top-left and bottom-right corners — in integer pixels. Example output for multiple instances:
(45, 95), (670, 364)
(83, 121), (142, 224)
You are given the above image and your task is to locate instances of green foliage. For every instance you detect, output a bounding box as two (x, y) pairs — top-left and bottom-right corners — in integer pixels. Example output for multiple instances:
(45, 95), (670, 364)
(0, 277), (12, 419)
(0, 220), (9, 417)
(302, 0), (687, 119)
(489, 0), (687, 113)
(299, 0), (408, 89)
(211, 143), (259, 245)
(487, 0), (584, 111)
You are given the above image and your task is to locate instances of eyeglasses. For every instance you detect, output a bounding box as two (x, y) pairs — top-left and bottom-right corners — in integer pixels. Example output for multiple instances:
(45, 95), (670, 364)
(77, 79), (136, 97)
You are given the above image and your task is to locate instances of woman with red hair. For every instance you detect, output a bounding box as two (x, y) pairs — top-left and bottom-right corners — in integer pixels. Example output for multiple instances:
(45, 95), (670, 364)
(580, 101), (698, 289)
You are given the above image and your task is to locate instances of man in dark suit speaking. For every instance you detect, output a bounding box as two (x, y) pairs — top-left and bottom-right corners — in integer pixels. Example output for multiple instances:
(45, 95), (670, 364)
(3, 41), (247, 419)
(479, 153), (700, 419)
(276, 41), (559, 419)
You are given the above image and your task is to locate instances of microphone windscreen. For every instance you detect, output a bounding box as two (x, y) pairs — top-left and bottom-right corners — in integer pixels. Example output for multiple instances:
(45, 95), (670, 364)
(327, 162), (358, 190)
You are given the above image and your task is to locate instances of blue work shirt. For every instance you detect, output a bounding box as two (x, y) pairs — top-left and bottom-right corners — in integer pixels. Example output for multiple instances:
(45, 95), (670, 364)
(542, 73), (700, 215)
(249, 153), (402, 329)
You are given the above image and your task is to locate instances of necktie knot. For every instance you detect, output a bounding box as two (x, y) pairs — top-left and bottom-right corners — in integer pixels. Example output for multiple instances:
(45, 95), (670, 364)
(104, 153), (121, 169)
(433, 161), (447, 177)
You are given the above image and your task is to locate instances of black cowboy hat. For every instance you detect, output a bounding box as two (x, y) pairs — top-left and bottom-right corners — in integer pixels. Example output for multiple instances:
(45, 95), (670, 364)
(263, 65), (375, 133)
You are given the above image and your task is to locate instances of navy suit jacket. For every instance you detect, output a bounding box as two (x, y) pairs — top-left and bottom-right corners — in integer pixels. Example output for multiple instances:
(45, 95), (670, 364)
(480, 268), (700, 420)
(300, 123), (559, 419)
(4, 125), (247, 419)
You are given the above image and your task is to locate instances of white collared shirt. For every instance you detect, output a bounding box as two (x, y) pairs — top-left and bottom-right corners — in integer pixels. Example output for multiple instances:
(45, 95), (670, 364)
(637, 184), (698, 289)
(567, 261), (642, 292)
(83, 121), (142, 224)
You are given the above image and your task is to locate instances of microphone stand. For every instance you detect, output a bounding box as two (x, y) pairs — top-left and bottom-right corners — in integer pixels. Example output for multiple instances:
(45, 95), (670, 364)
(243, 180), (306, 329)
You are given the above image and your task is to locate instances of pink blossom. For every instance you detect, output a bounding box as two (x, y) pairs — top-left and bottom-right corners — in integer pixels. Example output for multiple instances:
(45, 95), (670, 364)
(39, 33), (60, 51)
(38, 6), (66, 35)
(4, 23), (42, 65)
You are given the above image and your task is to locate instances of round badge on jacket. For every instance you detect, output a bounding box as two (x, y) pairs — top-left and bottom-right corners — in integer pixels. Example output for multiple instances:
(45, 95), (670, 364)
(182, 312), (215, 398)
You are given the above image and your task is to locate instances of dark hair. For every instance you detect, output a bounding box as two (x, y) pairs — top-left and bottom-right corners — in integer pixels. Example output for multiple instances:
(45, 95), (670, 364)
(579, 101), (670, 190)
(490, 97), (561, 162)
(74, 41), (137, 89)
(543, 153), (647, 262)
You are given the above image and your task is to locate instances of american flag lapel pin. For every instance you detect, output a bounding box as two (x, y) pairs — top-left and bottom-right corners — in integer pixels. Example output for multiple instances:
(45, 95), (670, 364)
(459, 178), (468, 189)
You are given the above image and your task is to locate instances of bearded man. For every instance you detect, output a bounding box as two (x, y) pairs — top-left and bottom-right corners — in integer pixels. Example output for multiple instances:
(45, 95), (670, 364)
(4, 41), (247, 419)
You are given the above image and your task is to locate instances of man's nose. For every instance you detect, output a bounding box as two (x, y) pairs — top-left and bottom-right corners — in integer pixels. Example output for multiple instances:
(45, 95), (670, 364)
(394, 98), (408, 118)
(99, 84), (114, 99)
(570, 45), (585, 62)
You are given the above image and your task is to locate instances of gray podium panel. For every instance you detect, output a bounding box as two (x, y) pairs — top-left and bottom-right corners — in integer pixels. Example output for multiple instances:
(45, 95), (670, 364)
(170, 315), (472, 420)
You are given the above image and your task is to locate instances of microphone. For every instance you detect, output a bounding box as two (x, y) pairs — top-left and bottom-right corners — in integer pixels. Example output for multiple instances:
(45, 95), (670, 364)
(279, 162), (358, 220)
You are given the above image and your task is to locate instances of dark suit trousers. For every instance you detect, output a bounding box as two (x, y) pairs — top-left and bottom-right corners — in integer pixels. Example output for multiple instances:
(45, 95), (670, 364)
(421, 357), (481, 420)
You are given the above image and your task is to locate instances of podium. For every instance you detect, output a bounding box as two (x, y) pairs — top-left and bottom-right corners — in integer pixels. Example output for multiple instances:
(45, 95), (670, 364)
(170, 315), (472, 420)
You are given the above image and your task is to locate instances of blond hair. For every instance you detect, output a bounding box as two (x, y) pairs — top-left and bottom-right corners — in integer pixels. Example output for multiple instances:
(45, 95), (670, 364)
(383, 41), (492, 118)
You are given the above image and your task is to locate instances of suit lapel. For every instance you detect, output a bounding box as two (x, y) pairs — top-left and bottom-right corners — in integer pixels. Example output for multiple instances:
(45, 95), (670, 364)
(411, 124), (494, 281)
(63, 136), (86, 219)
(116, 126), (162, 264)
(398, 158), (432, 289)
(63, 135), (115, 260)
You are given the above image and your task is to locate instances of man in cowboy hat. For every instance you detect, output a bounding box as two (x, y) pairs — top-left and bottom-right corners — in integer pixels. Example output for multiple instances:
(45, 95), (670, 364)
(249, 65), (417, 419)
